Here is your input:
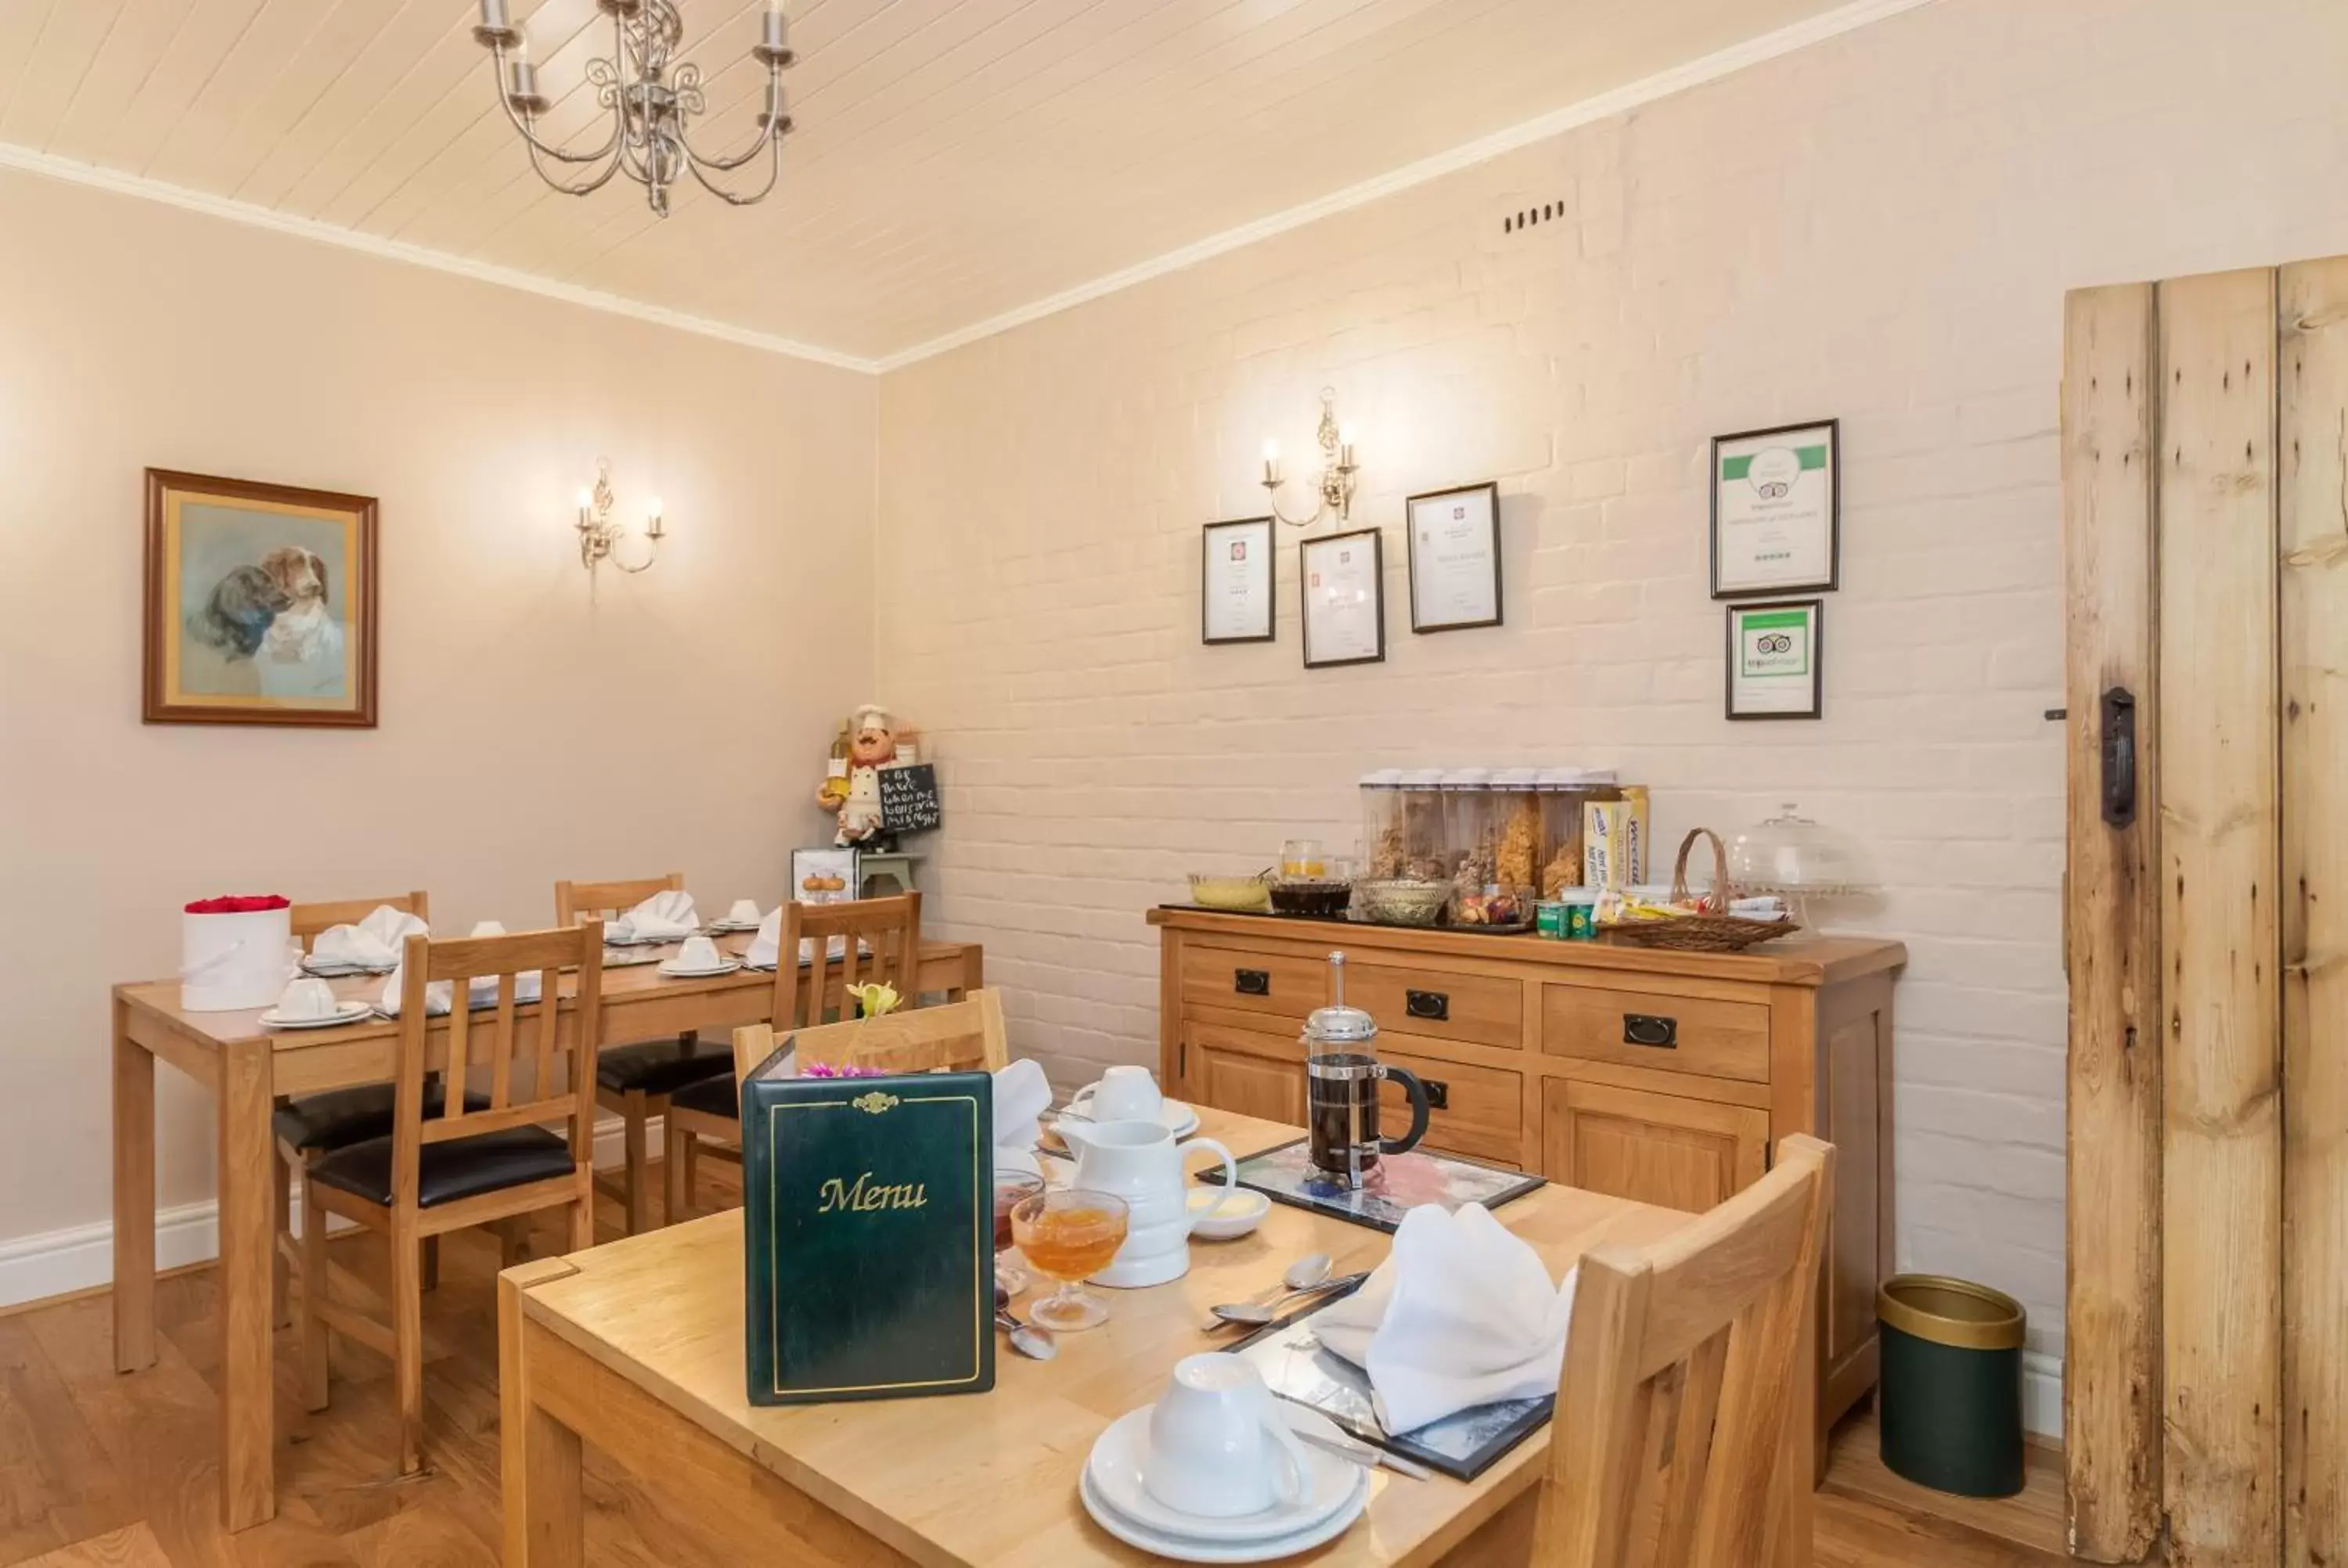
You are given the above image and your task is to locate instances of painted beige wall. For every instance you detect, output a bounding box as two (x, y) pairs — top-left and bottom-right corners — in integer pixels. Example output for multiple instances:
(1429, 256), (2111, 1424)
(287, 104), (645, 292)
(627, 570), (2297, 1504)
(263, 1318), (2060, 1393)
(0, 167), (875, 1246)
(874, 0), (2348, 1390)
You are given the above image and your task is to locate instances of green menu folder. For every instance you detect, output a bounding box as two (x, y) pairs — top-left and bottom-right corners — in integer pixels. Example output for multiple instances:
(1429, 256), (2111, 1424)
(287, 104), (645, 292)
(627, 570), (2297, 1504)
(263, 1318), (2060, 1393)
(741, 1056), (995, 1406)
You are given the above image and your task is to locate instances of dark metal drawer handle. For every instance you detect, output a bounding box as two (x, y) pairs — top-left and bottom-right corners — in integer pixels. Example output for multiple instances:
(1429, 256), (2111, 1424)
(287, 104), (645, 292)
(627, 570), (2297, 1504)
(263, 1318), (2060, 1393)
(1233, 969), (1271, 996)
(1404, 990), (1449, 1022)
(1623, 1014), (1678, 1048)
(1421, 1077), (1450, 1111)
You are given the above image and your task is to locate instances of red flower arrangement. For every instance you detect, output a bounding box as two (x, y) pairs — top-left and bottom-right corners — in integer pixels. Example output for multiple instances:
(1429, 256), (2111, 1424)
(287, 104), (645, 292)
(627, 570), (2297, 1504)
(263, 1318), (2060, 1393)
(184, 895), (292, 914)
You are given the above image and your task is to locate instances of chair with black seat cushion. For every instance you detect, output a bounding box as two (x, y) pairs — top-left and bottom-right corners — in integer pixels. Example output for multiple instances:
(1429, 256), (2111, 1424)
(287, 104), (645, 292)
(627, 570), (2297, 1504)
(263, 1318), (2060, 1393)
(299, 922), (602, 1477)
(664, 895), (924, 1217)
(273, 892), (438, 1323)
(555, 872), (730, 1235)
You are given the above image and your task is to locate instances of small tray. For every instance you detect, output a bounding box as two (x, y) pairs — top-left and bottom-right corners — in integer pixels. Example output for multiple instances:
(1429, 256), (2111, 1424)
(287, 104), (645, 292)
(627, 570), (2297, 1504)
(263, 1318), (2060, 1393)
(1198, 1138), (1543, 1235)
(1219, 1279), (1550, 1482)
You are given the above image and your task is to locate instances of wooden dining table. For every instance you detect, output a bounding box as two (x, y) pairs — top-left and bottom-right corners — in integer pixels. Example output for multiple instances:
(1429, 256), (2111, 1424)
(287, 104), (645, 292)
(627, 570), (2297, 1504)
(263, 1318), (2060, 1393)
(110, 930), (983, 1532)
(499, 1107), (1780, 1567)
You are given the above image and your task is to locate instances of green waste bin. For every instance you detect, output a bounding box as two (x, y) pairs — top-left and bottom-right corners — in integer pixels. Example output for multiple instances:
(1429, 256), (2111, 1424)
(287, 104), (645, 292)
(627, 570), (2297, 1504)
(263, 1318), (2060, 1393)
(1876, 1275), (2026, 1498)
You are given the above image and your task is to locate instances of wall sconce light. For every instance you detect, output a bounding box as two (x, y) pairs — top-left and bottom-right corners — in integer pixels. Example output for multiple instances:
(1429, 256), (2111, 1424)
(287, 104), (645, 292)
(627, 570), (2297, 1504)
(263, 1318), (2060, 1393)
(574, 458), (664, 580)
(1262, 387), (1359, 528)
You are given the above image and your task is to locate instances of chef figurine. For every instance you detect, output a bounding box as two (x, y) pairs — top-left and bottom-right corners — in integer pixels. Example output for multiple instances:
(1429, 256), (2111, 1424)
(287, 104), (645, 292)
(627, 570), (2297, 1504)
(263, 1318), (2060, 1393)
(818, 703), (897, 847)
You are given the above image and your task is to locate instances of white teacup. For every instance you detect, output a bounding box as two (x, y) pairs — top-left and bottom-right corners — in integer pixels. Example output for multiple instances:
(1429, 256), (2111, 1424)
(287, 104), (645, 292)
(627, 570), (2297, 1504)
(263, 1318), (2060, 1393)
(1143, 1355), (1312, 1519)
(1082, 1064), (1165, 1124)
(726, 898), (762, 925)
(675, 934), (724, 970)
(277, 976), (339, 1021)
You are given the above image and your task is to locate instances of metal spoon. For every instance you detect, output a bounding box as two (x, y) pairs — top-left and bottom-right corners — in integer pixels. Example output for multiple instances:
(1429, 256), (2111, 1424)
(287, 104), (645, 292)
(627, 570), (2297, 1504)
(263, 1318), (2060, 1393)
(996, 1308), (1057, 1360)
(1195, 1252), (1335, 1331)
(1209, 1271), (1370, 1328)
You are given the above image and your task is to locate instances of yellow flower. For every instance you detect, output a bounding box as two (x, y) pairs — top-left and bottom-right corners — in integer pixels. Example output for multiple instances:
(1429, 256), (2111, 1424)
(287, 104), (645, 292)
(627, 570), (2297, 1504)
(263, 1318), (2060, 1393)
(845, 982), (902, 1019)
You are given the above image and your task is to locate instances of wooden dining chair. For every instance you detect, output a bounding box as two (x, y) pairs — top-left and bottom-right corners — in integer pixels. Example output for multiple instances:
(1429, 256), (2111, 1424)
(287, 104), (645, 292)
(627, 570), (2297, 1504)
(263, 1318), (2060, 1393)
(663, 894), (927, 1217)
(272, 892), (440, 1324)
(300, 924), (602, 1476)
(554, 872), (729, 1235)
(729, 988), (1011, 1086)
(1534, 1135), (1835, 1568)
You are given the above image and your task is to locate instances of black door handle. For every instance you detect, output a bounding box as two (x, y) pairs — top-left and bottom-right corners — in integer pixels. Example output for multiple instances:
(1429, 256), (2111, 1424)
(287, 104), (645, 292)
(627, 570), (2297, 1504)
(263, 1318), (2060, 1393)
(1404, 990), (1449, 1022)
(2101, 686), (2137, 829)
(1623, 1014), (1678, 1048)
(1233, 969), (1271, 996)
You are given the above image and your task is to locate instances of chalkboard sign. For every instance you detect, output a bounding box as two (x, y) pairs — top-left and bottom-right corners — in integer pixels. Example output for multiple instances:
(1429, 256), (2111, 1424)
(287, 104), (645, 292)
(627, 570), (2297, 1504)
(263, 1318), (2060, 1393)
(879, 764), (941, 833)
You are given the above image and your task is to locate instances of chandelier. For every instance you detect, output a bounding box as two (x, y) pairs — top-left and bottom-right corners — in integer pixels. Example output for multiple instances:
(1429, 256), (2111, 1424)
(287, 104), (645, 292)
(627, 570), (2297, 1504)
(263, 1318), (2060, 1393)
(472, 0), (796, 217)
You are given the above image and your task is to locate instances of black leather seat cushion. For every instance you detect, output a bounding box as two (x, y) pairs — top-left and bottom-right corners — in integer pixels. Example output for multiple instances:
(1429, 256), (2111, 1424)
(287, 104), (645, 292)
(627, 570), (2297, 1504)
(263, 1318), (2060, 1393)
(597, 1037), (734, 1096)
(668, 1072), (737, 1120)
(272, 1083), (489, 1153)
(308, 1127), (578, 1210)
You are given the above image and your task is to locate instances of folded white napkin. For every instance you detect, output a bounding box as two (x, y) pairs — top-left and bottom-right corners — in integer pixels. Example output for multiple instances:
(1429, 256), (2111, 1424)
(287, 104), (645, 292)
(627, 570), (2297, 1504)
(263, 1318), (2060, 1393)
(312, 904), (429, 968)
(744, 907), (870, 968)
(379, 921), (542, 1015)
(1315, 1203), (1577, 1434)
(992, 1058), (1051, 1178)
(607, 890), (699, 944)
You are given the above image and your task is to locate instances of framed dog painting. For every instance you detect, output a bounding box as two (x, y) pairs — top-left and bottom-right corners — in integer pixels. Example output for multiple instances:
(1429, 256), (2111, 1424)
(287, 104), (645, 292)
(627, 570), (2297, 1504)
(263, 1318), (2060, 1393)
(143, 469), (378, 728)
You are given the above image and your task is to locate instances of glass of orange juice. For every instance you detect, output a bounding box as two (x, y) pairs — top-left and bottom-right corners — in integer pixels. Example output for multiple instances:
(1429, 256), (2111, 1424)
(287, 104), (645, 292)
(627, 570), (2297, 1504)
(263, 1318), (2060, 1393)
(1009, 1189), (1129, 1332)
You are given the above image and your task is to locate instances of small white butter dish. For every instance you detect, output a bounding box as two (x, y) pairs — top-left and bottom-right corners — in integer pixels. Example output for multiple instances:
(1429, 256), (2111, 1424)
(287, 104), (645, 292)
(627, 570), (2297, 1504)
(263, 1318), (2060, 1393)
(1187, 1185), (1270, 1241)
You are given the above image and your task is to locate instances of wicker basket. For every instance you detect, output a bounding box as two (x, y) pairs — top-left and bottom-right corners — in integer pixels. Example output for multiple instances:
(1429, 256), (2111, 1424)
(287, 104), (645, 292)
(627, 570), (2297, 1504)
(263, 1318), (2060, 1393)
(1597, 828), (1801, 952)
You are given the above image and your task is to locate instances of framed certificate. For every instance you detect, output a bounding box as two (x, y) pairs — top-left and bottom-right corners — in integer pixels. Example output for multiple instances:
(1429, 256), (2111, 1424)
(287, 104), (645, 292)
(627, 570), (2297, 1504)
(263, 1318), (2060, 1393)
(1201, 516), (1275, 644)
(1726, 599), (1823, 720)
(1301, 527), (1385, 670)
(1710, 419), (1838, 598)
(1406, 481), (1502, 633)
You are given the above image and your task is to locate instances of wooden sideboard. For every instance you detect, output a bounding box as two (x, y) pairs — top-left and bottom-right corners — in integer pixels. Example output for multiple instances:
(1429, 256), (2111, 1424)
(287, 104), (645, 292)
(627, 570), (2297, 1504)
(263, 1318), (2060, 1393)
(1148, 905), (1905, 1446)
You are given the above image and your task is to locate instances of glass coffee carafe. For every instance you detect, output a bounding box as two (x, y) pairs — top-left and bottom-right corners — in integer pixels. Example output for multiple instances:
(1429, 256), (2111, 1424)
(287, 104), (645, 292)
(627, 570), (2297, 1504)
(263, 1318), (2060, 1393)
(1302, 951), (1431, 1188)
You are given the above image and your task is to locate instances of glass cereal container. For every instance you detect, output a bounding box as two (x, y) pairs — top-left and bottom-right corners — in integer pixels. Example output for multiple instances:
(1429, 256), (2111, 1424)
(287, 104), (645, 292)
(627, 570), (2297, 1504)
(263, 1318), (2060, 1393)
(1395, 769), (1449, 883)
(1536, 768), (1620, 899)
(1489, 768), (1543, 899)
(1358, 770), (1406, 879)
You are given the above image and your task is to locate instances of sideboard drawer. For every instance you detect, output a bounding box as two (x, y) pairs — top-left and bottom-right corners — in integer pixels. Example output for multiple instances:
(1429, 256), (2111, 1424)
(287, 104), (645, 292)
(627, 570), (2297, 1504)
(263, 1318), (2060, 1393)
(1541, 984), (1770, 1084)
(1378, 1046), (1523, 1166)
(1343, 964), (1523, 1051)
(1178, 946), (1326, 1021)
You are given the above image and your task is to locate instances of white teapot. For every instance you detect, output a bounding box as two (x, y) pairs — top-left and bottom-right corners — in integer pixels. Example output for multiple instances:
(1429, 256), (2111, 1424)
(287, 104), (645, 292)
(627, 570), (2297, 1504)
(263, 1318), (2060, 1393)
(1057, 1119), (1241, 1287)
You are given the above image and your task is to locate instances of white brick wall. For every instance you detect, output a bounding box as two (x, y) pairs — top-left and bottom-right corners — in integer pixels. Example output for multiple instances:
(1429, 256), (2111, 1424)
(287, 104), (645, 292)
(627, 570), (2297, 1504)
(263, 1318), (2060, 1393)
(875, 0), (2348, 1374)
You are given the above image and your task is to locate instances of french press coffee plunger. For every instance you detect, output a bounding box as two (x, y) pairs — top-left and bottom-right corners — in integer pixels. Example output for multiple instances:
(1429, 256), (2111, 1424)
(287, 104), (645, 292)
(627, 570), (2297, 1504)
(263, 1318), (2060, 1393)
(1302, 951), (1431, 1188)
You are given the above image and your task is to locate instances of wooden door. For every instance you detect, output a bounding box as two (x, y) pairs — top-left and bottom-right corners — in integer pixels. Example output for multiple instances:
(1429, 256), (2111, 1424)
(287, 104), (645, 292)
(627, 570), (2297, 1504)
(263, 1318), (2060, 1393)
(1179, 1020), (1305, 1124)
(2065, 259), (2347, 1567)
(1540, 1079), (1768, 1214)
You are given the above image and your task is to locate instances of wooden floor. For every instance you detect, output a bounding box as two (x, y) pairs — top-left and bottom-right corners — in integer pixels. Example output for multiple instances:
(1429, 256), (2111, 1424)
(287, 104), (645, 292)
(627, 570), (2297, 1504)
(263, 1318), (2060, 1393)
(0, 1167), (2079, 1567)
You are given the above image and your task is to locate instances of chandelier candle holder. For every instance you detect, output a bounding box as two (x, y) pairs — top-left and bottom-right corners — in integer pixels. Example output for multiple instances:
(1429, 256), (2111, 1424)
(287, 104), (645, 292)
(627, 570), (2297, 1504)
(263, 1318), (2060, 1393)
(575, 459), (664, 581)
(1262, 387), (1360, 528)
(474, 0), (796, 217)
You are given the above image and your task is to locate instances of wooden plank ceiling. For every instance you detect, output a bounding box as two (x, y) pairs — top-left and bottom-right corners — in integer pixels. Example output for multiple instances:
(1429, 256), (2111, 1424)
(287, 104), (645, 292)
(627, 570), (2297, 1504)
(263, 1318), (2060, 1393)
(0, 0), (1844, 361)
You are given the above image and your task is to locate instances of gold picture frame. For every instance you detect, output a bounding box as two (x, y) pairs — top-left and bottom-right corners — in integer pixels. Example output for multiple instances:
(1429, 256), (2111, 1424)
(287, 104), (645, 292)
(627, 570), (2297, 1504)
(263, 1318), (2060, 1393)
(142, 468), (379, 728)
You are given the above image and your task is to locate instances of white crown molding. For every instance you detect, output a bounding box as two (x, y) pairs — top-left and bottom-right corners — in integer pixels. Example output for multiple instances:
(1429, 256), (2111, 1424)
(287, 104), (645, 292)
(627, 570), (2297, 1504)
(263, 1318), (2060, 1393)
(0, 140), (879, 376)
(873, 0), (1940, 371)
(0, 0), (1932, 378)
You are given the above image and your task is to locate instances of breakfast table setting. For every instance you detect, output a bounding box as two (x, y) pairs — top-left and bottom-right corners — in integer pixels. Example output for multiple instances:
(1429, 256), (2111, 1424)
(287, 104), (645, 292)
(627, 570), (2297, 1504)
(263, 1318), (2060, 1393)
(108, 889), (983, 1532)
(498, 954), (1815, 1566)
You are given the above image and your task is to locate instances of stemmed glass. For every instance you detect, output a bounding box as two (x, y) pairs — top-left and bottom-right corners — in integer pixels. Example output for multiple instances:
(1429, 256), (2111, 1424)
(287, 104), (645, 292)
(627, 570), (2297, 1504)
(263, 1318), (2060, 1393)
(992, 1171), (1046, 1295)
(1009, 1189), (1130, 1332)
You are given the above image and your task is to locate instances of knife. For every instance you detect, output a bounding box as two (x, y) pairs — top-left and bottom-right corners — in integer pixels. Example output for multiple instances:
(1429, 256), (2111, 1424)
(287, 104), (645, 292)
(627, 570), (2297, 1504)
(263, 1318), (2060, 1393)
(1279, 1397), (1435, 1480)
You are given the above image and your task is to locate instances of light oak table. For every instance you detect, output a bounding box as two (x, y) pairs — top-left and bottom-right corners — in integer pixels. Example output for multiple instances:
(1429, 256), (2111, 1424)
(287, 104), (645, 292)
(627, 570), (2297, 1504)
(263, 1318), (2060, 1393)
(499, 1109), (1707, 1567)
(109, 933), (982, 1533)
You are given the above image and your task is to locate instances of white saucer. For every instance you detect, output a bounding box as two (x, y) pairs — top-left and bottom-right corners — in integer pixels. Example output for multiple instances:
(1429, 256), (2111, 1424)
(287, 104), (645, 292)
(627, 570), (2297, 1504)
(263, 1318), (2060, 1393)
(1186, 1186), (1270, 1241)
(1068, 1089), (1201, 1138)
(258, 1000), (374, 1030)
(657, 958), (743, 979)
(300, 958), (394, 978)
(1084, 1403), (1362, 1546)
